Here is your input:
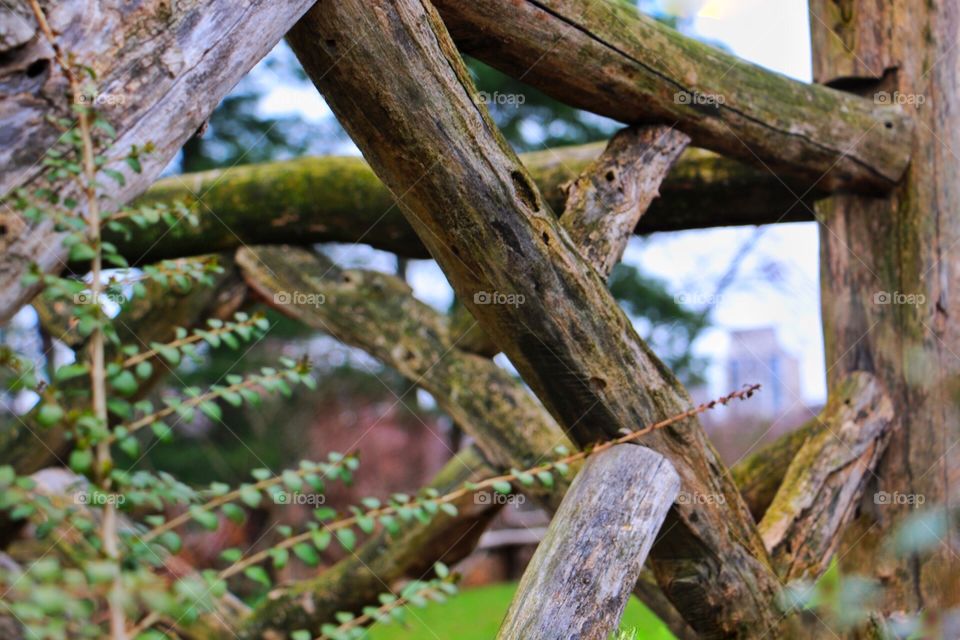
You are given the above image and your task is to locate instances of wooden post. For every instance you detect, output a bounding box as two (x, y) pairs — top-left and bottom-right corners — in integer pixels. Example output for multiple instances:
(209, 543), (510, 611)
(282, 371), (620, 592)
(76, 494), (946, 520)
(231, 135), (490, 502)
(498, 445), (680, 640)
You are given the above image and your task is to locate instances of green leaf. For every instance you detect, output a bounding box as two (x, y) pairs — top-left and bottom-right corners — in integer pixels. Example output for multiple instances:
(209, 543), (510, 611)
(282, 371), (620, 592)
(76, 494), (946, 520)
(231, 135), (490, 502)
(335, 528), (356, 552)
(311, 529), (332, 551)
(135, 361), (153, 379)
(110, 370), (138, 396)
(537, 471), (554, 488)
(199, 401), (222, 421)
(221, 503), (245, 524)
(243, 566), (271, 588)
(293, 543), (319, 566)
(103, 168), (125, 186)
(119, 436), (139, 458)
(220, 548), (243, 563)
(434, 562), (450, 578)
(158, 531), (182, 554)
(69, 449), (93, 474)
(492, 481), (512, 495)
(55, 363), (88, 382)
(269, 547), (289, 569)
(239, 485), (261, 508)
(151, 422), (173, 442)
(126, 156), (142, 174)
(251, 468), (271, 481)
(189, 506), (218, 531)
(36, 403), (64, 427)
(292, 632), (312, 640)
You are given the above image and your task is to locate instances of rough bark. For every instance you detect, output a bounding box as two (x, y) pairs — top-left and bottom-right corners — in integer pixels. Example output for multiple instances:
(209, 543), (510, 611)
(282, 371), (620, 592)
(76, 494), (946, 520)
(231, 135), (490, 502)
(287, 2), (783, 636)
(237, 245), (697, 639)
(102, 142), (813, 267)
(810, 0), (960, 622)
(759, 372), (894, 581)
(498, 445), (680, 640)
(434, 0), (912, 193)
(0, 0), (315, 323)
(453, 124), (689, 356)
(241, 446), (501, 638)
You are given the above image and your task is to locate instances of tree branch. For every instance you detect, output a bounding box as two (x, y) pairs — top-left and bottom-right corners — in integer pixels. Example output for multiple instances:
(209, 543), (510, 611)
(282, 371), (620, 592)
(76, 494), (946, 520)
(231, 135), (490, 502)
(286, 2), (783, 635)
(0, 0), (315, 323)
(434, 0), (912, 192)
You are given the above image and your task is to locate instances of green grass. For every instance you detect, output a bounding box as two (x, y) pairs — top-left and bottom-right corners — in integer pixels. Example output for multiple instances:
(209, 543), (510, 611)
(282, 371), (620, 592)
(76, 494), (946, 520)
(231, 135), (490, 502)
(367, 581), (675, 640)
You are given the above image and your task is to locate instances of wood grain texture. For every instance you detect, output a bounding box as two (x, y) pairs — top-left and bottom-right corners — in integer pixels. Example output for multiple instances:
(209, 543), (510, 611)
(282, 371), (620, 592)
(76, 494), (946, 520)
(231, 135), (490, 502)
(759, 372), (893, 580)
(287, 2), (783, 635)
(0, 0), (315, 322)
(435, 0), (912, 193)
(93, 141), (814, 268)
(498, 445), (680, 640)
(809, 0), (960, 622)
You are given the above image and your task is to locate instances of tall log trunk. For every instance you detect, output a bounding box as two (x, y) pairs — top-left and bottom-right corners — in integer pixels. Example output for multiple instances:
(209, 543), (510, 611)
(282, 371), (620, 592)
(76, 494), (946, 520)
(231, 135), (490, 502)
(809, 0), (960, 627)
(287, 2), (783, 636)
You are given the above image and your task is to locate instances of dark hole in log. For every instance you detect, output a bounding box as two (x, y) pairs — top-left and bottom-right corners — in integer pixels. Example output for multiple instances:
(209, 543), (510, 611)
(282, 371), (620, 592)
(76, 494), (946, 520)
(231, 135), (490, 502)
(605, 170), (616, 182)
(884, 121), (894, 129)
(26, 59), (49, 78)
(541, 231), (549, 245)
(510, 170), (540, 212)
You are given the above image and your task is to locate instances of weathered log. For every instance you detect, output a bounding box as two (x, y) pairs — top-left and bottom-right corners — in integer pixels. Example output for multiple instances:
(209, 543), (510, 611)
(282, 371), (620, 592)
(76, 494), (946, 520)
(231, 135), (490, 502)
(0, 0), (315, 323)
(287, 2), (782, 636)
(809, 0), (960, 621)
(434, 0), (912, 193)
(498, 445), (680, 640)
(102, 142), (813, 268)
(759, 372), (893, 580)
(237, 245), (698, 639)
(453, 124), (689, 356)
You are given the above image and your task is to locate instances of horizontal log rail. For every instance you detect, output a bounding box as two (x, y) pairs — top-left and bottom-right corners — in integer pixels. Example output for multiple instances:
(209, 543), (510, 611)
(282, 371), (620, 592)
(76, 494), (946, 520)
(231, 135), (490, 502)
(435, 0), (913, 193)
(107, 142), (814, 268)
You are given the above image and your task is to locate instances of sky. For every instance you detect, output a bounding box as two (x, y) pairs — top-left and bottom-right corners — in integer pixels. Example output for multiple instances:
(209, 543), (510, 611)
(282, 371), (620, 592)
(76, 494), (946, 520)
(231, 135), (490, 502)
(260, 0), (828, 405)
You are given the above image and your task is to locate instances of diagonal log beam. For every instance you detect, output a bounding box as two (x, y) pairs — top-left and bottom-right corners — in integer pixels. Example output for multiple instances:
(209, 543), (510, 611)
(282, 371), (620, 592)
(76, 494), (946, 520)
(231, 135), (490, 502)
(498, 445), (680, 639)
(434, 0), (912, 193)
(760, 372), (894, 582)
(0, 0), (316, 323)
(286, 2), (783, 635)
(105, 142), (813, 268)
(236, 245), (697, 640)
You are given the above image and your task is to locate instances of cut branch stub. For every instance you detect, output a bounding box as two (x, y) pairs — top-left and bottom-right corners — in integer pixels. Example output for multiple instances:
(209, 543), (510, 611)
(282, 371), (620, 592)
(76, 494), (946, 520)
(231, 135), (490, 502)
(498, 445), (680, 640)
(435, 0), (912, 193)
(288, 1), (783, 636)
(760, 371), (894, 581)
